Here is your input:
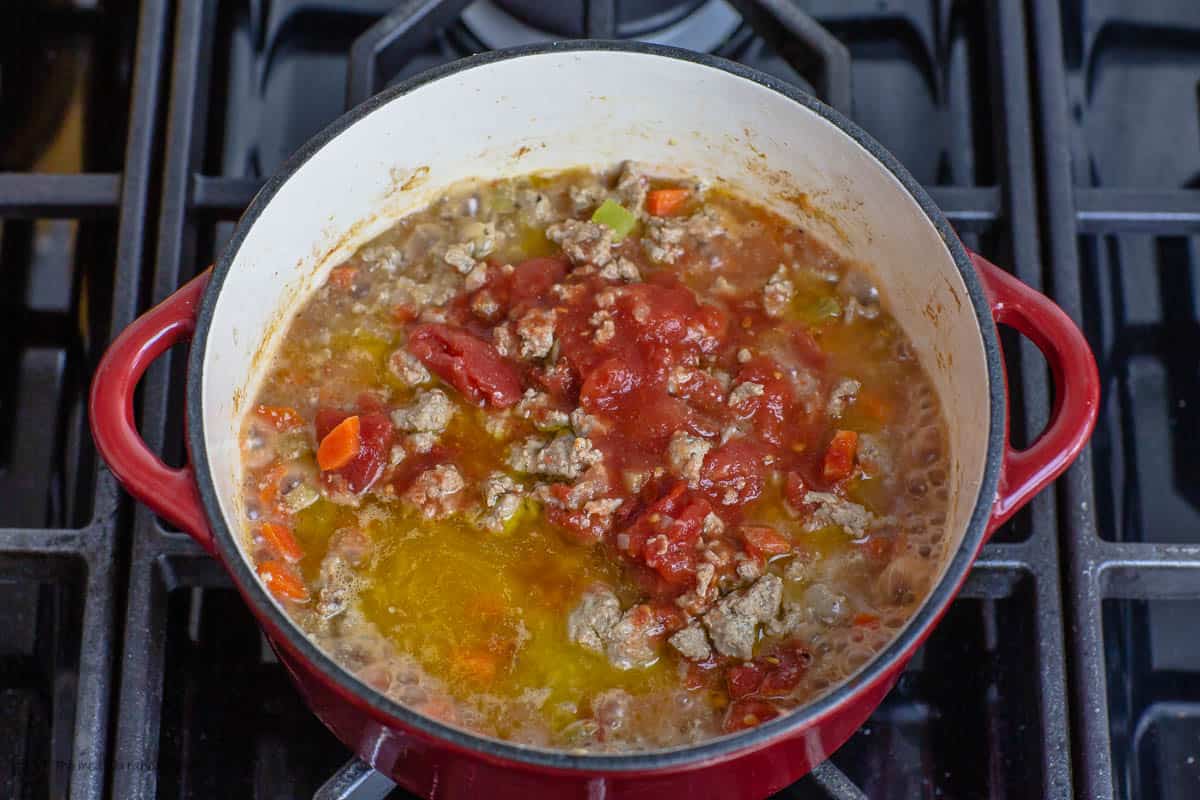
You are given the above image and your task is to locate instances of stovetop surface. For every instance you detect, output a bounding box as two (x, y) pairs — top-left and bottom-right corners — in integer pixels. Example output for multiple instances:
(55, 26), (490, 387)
(1, 1), (1198, 799)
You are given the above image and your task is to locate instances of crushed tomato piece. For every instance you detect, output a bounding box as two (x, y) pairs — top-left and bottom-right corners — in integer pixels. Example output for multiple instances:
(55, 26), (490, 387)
(822, 429), (858, 482)
(618, 482), (713, 586)
(408, 323), (522, 408)
(316, 410), (393, 494)
(741, 526), (792, 559)
(726, 662), (765, 699)
(722, 699), (781, 733)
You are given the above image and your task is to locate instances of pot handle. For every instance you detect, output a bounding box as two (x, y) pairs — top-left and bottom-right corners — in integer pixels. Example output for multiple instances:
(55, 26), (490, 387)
(970, 252), (1099, 536)
(89, 270), (215, 554)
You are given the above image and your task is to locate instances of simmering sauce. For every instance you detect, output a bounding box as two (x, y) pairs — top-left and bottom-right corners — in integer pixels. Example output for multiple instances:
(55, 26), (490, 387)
(238, 164), (951, 750)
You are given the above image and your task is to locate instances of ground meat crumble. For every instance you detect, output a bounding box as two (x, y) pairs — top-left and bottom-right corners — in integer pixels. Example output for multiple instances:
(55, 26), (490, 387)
(403, 464), (464, 519)
(802, 491), (877, 537)
(567, 586), (662, 670)
(667, 431), (712, 486)
(515, 308), (558, 360)
(547, 219), (613, 267)
(702, 575), (783, 660)
(507, 433), (603, 481)
(477, 472), (525, 532)
(762, 265), (795, 318)
(391, 388), (455, 433)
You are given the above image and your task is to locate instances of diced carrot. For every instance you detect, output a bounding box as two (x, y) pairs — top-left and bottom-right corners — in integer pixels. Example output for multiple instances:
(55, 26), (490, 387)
(822, 429), (858, 482)
(646, 188), (690, 216)
(260, 521), (304, 563)
(257, 463), (288, 510)
(853, 612), (880, 628)
(457, 649), (499, 685)
(255, 404), (304, 431)
(329, 265), (357, 290)
(317, 415), (361, 471)
(257, 560), (309, 603)
(741, 525), (792, 558)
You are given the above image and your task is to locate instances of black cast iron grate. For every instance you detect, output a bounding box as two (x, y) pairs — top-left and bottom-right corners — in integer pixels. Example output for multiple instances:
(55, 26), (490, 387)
(0, 1), (163, 799)
(10, 0), (1190, 797)
(1030, 2), (1200, 799)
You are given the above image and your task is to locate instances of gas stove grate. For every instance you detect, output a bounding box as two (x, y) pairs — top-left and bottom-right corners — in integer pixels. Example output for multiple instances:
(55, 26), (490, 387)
(1031, 2), (1200, 799)
(0, 1), (162, 799)
(103, 2), (1069, 798)
(8, 0), (1193, 798)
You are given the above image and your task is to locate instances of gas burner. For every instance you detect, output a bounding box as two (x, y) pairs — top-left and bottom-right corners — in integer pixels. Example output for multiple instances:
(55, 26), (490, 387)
(0, 0), (86, 171)
(490, 0), (707, 37)
(348, 0), (849, 111)
(461, 0), (740, 51)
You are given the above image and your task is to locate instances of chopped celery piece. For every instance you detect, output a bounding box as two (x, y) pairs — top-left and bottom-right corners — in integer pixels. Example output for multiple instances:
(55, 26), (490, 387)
(591, 198), (637, 241)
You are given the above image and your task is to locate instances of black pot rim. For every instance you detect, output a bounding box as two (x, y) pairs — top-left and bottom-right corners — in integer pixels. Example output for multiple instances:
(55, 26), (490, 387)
(187, 39), (1005, 773)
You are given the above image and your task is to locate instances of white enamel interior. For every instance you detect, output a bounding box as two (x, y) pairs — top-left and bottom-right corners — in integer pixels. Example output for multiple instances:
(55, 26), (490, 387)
(201, 49), (989, 600)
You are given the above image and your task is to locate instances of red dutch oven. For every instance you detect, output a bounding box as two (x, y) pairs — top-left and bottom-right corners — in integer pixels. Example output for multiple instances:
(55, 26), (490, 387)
(90, 43), (1098, 799)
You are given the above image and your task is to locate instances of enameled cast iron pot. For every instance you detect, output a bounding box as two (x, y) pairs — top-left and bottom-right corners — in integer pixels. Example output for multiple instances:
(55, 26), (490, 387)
(90, 43), (1099, 799)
